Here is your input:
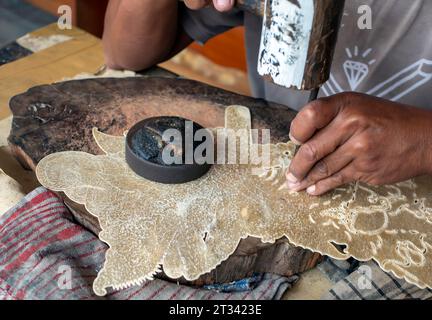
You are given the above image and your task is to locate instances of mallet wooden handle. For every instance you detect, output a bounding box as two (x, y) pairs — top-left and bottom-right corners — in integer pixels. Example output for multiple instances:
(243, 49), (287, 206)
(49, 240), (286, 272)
(236, 0), (265, 16)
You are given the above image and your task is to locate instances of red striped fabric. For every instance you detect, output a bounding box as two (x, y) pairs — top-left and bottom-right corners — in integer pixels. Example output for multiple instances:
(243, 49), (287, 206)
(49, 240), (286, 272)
(1, 192), (55, 227)
(0, 200), (62, 237)
(168, 286), (183, 300)
(2, 217), (66, 259)
(2, 210), (63, 246)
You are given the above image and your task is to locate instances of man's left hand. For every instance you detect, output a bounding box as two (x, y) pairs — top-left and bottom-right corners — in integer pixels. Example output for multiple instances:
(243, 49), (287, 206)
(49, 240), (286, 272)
(286, 92), (432, 196)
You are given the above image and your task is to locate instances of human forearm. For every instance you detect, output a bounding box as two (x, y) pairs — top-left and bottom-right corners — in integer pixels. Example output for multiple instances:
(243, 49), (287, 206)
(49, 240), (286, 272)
(103, 0), (189, 70)
(416, 108), (432, 176)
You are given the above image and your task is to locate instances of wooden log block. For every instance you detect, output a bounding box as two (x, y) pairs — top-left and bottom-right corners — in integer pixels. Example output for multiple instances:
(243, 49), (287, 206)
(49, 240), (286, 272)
(8, 77), (322, 285)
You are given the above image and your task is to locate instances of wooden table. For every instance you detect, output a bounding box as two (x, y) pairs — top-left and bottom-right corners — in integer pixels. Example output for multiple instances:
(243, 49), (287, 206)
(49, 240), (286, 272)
(0, 23), (333, 300)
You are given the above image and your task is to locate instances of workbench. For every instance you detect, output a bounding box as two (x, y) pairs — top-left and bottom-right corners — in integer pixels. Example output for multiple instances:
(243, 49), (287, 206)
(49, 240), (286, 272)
(0, 23), (332, 300)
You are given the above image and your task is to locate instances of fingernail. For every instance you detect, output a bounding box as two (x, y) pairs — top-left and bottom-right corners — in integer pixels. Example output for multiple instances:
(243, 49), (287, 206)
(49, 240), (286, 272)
(289, 133), (301, 146)
(286, 181), (301, 191)
(307, 185), (316, 195)
(286, 173), (298, 183)
(215, 0), (232, 9)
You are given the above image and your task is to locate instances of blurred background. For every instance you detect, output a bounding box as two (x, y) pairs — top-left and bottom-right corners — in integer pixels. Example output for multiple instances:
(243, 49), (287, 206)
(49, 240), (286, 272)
(0, 0), (250, 95)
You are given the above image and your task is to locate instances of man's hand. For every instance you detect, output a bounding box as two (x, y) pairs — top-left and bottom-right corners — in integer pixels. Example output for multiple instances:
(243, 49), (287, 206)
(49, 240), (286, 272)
(184, 0), (234, 12)
(286, 92), (432, 196)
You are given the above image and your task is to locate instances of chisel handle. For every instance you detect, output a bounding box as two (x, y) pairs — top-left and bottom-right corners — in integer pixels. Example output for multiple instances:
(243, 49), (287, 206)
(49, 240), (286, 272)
(236, 0), (265, 16)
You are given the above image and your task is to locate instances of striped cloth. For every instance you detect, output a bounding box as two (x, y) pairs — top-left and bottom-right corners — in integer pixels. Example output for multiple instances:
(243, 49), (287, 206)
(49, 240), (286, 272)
(319, 258), (432, 300)
(0, 187), (297, 300)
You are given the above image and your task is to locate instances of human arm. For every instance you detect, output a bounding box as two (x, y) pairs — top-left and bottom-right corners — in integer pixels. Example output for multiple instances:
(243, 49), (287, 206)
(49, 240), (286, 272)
(102, 0), (235, 70)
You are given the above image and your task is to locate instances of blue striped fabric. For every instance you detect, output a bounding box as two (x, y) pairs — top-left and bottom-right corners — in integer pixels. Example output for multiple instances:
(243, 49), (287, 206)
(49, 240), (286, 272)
(319, 258), (432, 300)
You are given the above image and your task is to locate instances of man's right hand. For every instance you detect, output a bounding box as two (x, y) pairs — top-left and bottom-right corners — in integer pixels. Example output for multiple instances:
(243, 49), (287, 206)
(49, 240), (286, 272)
(184, 0), (234, 12)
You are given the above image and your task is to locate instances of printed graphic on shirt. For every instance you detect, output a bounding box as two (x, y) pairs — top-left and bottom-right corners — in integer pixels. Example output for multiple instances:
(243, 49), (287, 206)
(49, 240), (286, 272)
(322, 47), (432, 102)
(343, 46), (376, 91)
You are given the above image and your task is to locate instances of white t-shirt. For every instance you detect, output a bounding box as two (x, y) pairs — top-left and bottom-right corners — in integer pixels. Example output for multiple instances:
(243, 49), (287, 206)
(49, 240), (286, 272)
(181, 0), (432, 111)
